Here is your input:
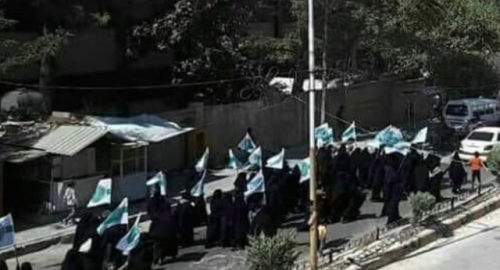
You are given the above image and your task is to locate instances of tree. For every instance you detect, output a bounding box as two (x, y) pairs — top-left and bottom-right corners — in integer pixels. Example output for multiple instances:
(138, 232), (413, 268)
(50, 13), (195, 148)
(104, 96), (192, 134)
(247, 232), (299, 270)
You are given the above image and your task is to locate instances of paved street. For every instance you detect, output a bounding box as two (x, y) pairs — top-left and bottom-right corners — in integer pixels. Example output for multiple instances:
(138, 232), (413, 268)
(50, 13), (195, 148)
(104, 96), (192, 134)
(380, 203), (500, 270)
(5, 166), (495, 270)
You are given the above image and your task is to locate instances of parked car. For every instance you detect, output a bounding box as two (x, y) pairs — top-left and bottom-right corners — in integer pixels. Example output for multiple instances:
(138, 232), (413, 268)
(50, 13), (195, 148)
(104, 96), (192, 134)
(459, 127), (500, 162)
(443, 98), (500, 136)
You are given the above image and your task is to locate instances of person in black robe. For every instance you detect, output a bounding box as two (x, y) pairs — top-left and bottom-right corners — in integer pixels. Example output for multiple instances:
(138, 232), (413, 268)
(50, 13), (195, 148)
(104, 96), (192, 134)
(284, 165), (301, 213)
(449, 152), (466, 194)
(429, 165), (444, 202)
(370, 148), (386, 202)
(221, 192), (235, 247)
(266, 174), (285, 224)
(128, 234), (154, 270)
(73, 212), (99, 250)
(100, 222), (127, 269)
(358, 149), (372, 188)
(414, 158), (430, 192)
(147, 188), (165, 222)
(61, 249), (83, 270)
(192, 195), (208, 227)
(234, 172), (248, 194)
(150, 201), (178, 265)
(176, 192), (195, 247)
(232, 192), (250, 250)
(206, 189), (223, 248)
(249, 205), (277, 237)
(341, 171), (366, 222)
(19, 263), (33, 270)
(0, 260), (7, 270)
(381, 155), (403, 224)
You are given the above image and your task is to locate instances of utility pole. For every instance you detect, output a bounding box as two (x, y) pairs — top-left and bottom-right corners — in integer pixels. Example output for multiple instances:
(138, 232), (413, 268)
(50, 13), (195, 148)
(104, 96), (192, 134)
(308, 0), (318, 268)
(320, 0), (329, 124)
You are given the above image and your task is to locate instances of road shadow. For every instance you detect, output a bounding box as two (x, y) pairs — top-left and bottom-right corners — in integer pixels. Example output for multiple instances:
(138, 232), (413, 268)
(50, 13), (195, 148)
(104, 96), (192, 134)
(171, 252), (208, 263)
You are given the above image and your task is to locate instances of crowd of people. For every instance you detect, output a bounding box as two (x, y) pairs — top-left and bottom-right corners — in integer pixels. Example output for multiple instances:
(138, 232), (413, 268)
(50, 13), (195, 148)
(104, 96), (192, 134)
(2, 140), (475, 270)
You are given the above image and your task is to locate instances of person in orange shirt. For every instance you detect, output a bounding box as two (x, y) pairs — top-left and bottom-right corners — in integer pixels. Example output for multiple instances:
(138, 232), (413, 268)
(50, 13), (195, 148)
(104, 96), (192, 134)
(469, 152), (485, 189)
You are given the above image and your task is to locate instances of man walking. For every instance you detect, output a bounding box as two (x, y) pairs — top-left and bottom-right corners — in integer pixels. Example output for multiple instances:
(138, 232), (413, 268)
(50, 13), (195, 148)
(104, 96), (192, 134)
(63, 182), (78, 225)
(469, 152), (485, 189)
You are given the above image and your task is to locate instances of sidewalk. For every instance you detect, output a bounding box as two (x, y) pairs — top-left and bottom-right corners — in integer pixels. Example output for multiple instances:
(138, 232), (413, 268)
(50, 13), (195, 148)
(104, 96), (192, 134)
(380, 205), (500, 270)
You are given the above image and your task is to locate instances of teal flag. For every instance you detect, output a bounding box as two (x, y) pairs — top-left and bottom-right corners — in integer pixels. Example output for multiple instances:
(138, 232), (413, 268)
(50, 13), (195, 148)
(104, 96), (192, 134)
(247, 146), (262, 169)
(315, 123), (334, 147)
(146, 172), (166, 196)
(190, 170), (207, 197)
(298, 158), (311, 183)
(265, 148), (285, 169)
(228, 149), (242, 169)
(116, 215), (141, 256)
(244, 170), (265, 198)
(238, 132), (257, 153)
(375, 125), (404, 148)
(195, 148), (210, 173)
(97, 198), (128, 235)
(87, 178), (112, 208)
(342, 122), (357, 142)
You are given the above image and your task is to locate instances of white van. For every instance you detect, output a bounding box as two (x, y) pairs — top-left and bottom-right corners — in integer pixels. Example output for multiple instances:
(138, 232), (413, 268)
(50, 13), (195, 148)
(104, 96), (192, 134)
(443, 98), (500, 135)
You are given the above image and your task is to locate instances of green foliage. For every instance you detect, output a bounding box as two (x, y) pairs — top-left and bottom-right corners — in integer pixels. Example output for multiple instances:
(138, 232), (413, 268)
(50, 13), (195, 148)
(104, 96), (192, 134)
(409, 192), (436, 223)
(487, 146), (500, 175)
(0, 29), (71, 73)
(247, 231), (299, 270)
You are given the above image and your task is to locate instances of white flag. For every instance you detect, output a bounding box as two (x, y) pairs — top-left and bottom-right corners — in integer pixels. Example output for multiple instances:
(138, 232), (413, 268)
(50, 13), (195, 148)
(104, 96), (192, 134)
(342, 122), (357, 142)
(195, 148), (210, 173)
(146, 172), (167, 196)
(87, 178), (112, 208)
(412, 127), (428, 144)
(266, 148), (285, 169)
(97, 198), (128, 235)
(0, 214), (15, 250)
(238, 132), (257, 153)
(116, 215), (141, 256)
(244, 170), (265, 198)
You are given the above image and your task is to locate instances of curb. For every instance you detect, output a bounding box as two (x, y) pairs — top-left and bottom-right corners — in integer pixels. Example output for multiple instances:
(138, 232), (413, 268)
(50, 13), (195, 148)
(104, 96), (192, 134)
(0, 213), (149, 260)
(358, 194), (500, 270)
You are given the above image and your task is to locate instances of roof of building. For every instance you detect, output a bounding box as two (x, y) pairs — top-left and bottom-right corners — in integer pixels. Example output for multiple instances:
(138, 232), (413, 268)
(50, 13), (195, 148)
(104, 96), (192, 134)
(33, 125), (108, 156)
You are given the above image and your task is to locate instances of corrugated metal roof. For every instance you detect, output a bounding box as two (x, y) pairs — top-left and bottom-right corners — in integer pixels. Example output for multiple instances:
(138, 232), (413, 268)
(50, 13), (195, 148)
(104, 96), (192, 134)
(33, 125), (108, 156)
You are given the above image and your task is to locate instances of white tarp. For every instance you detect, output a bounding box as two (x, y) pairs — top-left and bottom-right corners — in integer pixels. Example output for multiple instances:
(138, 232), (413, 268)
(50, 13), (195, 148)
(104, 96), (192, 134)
(88, 114), (194, 143)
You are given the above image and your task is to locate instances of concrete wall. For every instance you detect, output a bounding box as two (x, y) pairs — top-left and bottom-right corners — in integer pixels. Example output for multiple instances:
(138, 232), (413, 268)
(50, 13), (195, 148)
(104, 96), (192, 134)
(158, 78), (433, 166)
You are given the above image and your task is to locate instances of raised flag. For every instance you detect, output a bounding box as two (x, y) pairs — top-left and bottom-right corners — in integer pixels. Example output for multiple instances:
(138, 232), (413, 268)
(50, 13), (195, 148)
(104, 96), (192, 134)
(190, 170), (207, 197)
(266, 148), (285, 169)
(228, 149), (242, 169)
(244, 170), (265, 198)
(238, 132), (257, 153)
(298, 158), (311, 183)
(116, 215), (141, 256)
(79, 238), (92, 253)
(315, 123), (334, 147)
(342, 122), (357, 142)
(247, 146), (263, 169)
(97, 198), (128, 235)
(411, 127), (428, 144)
(440, 151), (455, 170)
(87, 178), (112, 208)
(375, 126), (404, 148)
(195, 148), (210, 173)
(146, 172), (167, 196)
(0, 214), (15, 250)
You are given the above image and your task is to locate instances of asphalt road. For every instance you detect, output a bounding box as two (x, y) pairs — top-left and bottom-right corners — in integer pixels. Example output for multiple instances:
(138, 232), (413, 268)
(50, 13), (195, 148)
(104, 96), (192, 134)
(7, 169), (495, 270)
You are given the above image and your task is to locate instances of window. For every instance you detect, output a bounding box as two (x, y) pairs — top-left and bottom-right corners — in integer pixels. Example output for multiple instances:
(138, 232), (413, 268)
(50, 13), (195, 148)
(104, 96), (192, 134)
(111, 146), (146, 176)
(445, 105), (468, 116)
(467, 132), (494, 142)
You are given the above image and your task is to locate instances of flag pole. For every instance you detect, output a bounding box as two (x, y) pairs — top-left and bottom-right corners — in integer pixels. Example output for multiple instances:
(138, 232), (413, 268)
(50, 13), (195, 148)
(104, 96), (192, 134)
(307, 0), (318, 268)
(13, 245), (20, 268)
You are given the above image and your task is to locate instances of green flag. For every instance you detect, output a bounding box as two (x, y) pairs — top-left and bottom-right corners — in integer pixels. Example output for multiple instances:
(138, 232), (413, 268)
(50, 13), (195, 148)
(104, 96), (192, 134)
(97, 198), (128, 235)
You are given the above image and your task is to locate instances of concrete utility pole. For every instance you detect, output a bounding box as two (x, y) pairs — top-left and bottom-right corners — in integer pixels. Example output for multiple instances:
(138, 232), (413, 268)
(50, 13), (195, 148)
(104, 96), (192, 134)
(307, 0), (318, 268)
